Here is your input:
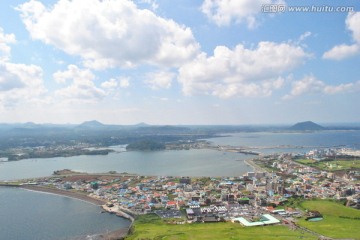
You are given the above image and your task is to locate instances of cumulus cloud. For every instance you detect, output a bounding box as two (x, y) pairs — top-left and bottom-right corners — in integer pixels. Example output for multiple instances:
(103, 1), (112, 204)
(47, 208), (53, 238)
(178, 41), (308, 98)
(0, 27), (47, 109)
(101, 77), (130, 91)
(0, 27), (16, 62)
(284, 75), (360, 99)
(145, 71), (174, 89)
(101, 78), (119, 89)
(323, 44), (359, 60)
(54, 65), (106, 102)
(0, 62), (47, 107)
(323, 12), (360, 60)
(17, 0), (199, 69)
(201, 0), (285, 28)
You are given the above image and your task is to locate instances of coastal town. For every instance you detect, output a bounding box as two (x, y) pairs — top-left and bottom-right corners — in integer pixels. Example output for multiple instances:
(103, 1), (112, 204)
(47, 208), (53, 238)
(3, 146), (359, 237)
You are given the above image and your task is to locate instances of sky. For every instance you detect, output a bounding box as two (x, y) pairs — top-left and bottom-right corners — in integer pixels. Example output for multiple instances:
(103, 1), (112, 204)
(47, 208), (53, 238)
(0, 0), (359, 125)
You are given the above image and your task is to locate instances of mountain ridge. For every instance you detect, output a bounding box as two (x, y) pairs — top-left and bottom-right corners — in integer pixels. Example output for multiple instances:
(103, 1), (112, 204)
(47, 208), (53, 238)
(289, 121), (325, 131)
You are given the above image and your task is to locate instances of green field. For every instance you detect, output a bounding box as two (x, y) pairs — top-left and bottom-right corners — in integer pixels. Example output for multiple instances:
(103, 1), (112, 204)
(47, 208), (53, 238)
(125, 214), (317, 240)
(295, 159), (316, 165)
(295, 158), (360, 171)
(298, 200), (360, 239)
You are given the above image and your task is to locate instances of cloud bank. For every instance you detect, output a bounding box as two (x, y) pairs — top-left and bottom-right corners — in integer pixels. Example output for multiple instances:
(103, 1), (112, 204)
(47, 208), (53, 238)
(178, 41), (308, 98)
(17, 0), (200, 69)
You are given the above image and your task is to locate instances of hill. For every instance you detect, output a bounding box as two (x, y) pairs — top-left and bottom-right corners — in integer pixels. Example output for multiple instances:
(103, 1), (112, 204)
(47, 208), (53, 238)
(289, 121), (325, 131)
(77, 120), (106, 129)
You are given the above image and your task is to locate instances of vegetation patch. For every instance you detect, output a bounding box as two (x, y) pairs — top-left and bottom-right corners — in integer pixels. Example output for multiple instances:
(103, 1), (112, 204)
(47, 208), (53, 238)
(295, 158), (360, 171)
(295, 159), (316, 165)
(297, 200), (360, 239)
(126, 214), (317, 240)
(126, 140), (166, 151)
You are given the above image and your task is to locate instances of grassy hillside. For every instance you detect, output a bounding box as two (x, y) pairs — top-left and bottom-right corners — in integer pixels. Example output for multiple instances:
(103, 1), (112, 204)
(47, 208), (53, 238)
(125, 214), (316, 240)
(298, 200), (360, 239)
(296, 158), (360, 171)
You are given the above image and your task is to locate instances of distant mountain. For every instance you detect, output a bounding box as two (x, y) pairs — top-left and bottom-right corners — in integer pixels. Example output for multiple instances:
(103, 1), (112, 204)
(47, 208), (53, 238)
(77, 120), (106, 129)
(137, 125), (190, 133)
(289, 121), (325, 131)
(134, 122), (150, 127)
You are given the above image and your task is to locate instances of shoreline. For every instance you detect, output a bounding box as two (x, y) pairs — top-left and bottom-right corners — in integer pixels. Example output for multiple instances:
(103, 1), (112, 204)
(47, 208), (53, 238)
(17, 185), (132, 240)
(244, 158), (268, 172)
(20, 185), (107, 205)
(2, 157), (266, 240)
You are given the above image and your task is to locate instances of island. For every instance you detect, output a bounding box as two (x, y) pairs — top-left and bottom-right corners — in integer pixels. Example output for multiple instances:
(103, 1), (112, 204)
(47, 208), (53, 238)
(126, 140), (165, 151)
(289, 121), (325, 131)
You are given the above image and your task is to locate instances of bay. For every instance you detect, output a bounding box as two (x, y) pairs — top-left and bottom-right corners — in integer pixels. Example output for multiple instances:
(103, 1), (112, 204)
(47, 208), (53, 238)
(1, 131), (359, 181)
(0, 149), (254, 181)
(206, 130), (360, 154)
(0, 187), (130, 240)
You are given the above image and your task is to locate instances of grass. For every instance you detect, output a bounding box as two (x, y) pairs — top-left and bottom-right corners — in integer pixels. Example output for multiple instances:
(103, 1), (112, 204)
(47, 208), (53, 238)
(315, 159), (360, 171)
(295, 159), (316, 165)
(297, 200), (360, 239)
(295, 158), (360, 171)
(0, 181), (21, 186)
(126, 214), (317, 240)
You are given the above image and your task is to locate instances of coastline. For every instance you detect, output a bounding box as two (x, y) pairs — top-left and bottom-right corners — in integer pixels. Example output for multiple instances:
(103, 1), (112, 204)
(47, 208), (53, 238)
(244, 158), (268, 172)
(20, 185), (107, 205)
(3, 156), (267, 240)
(18, 185), (132, 240)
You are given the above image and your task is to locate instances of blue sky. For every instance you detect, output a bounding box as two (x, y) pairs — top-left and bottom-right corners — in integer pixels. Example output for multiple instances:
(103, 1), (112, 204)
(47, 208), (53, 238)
(0, 0), (359, 125)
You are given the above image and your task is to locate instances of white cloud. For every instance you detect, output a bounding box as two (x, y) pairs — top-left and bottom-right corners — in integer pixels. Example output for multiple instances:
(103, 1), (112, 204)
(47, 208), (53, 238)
(284, 76), (324, 99)
(201, 0), (285, 28)
(296, 32), (312, 46)
(323, 12), (360, 60)
(284, 75), (360, 99)
(137, 0), (159, 11)
(0, 27), (47, 109)
(0, 27), (16, 62)
(17, 0), (199, 69)
(324, 81), (360, 94)
(119, 78), (130, 88)
(347, 11), (360, 43)
(101, 77), (130, 90)
(323, 44), (359, 60)
(178, 42), (308, 98)
(54, 65), (106, 102)
(145, 71), (174, 89)
(0, 62), (47, 108)
(298, 32), (311, 42)
(101, 78), (119, 89)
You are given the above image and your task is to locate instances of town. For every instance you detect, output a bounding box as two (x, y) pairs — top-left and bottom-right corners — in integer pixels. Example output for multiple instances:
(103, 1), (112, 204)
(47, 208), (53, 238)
(7, 147), (359, 232)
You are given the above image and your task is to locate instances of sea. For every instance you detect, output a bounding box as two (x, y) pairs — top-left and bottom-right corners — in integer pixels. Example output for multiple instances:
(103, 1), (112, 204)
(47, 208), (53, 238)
(0, 187), (130, 240)
(0, 130), (359, 239)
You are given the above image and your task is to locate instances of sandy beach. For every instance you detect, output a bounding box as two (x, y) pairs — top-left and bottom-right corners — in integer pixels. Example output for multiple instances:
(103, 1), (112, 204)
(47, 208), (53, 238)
(20, 185), (107, 205)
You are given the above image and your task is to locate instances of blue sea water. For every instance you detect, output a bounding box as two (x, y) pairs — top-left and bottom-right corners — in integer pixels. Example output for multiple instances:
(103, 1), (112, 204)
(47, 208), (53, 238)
(1, 131), (359, 181)
(206, 130), (360, 154)
(0, 149), (254, 181)
(0, 187), (130, 240)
